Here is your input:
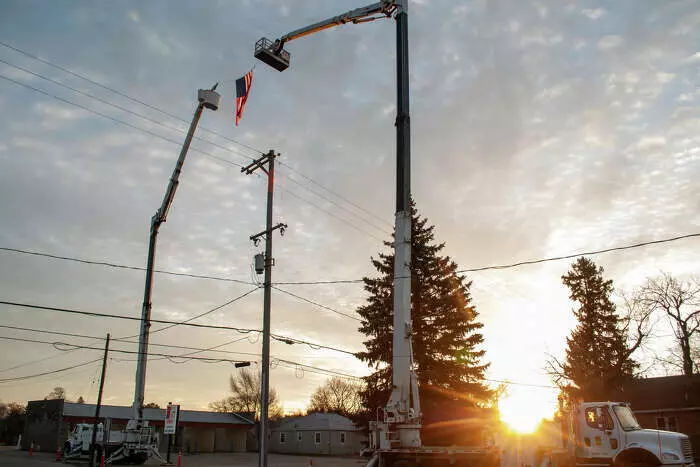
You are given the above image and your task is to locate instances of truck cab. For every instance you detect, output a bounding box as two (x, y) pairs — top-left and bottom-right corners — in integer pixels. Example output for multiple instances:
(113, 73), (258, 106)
(63, 423), (104, 459)
(553, 402), (695, 467)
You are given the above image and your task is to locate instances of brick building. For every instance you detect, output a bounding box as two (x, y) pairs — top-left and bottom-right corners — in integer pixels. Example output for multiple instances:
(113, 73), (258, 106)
(22, 399), (254, 454)
(615, 375), (700, 460)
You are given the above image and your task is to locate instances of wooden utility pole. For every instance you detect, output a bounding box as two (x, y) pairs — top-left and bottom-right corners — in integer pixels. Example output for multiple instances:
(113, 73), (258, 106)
(89, 333), (110, 467)
(242, 150), (287, 467)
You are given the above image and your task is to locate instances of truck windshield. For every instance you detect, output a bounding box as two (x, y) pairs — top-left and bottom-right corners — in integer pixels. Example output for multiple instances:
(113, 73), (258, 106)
(613, 405), (641, 431)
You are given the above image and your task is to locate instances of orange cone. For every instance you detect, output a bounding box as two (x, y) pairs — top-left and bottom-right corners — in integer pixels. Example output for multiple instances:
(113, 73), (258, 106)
(177, 451), (182, 467)
(56, 447), (61, 461)
(100, 451), (105, 467)
(29, 446), (33, 457)
(308, 459), (313, 466)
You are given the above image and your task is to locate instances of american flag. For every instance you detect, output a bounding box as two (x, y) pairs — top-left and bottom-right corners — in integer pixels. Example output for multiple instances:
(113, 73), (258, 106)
(235, 69), (253, 126)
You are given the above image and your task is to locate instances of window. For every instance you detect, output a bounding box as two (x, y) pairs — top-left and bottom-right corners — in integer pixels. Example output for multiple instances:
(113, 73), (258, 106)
(279, 432), (287, 444)
(656, 417), (666, 431)
(600, 408), (614, 430)
(339, 432), (346, 444)
(585, 408), (599, 428)
(297, 432), (302, 442)
(656, 416), (677, 432)
(585, 407), (614, 430)
(612, 405), (641, 431)
(314, 432), (321, 445)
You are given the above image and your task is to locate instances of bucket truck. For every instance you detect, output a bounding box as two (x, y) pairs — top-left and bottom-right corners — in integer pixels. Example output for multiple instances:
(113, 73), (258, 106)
(80, 86), (220, 465)
(254, 2), (499, 466)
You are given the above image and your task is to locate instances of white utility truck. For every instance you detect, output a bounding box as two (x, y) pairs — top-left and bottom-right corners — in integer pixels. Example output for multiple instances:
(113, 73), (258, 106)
(61, 422), (158, 465)
(546, 401), (695, 467)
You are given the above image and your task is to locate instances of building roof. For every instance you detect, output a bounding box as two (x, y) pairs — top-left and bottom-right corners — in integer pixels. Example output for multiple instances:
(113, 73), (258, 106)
(273, 412), (359, 432)
(615, 375), (700, 411)
(60, 402), (254, 425)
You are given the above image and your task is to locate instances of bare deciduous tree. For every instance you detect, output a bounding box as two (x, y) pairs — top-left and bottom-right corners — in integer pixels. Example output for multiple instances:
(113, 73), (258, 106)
(208, 368), (282, 420)
(637, 273), (700, 377)
(46, 387), (67, 400)
(308, 377), (363, 417)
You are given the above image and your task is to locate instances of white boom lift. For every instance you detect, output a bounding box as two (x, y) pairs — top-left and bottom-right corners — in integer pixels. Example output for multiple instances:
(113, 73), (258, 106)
(255, 2), (498, 466)
(110, 86), (220, 465)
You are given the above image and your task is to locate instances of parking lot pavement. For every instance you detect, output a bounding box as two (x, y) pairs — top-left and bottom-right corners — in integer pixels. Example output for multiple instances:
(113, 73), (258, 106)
(0, 450), (368, 467)
(157, 452), (367, 467)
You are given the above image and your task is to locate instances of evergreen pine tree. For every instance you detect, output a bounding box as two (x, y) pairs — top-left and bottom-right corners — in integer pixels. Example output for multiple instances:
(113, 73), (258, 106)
(553, 257), (637, 401)
(356, 202), (492, 439)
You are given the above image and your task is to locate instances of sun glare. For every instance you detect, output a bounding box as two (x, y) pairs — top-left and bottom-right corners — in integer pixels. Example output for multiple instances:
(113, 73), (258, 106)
(498, 390), (553, 434)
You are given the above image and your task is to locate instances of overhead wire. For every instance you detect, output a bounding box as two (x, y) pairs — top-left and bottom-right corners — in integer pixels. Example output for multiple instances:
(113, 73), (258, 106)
(276, 168), (391, 236)
(0, 335), (251, 364)
(5, 231), (698, 289)
(129, 286), (261, 338)
(0, 72), (246, 169)
(0, 358), (102, 383)
(0, 57), (256, 164)
(0, 246), (255, 285)
(0, 75), (386, 244)
(0, 42), (389, 237)
(272, 286), (361, 322)
(0, 40), (264, 157)
(277, 185), (385, 242)
(0, 302), (357, 356)
(277, 159), (391, 228)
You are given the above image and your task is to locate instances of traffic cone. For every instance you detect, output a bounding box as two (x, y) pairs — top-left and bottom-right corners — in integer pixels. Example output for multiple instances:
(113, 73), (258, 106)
(29, 445), (33, 457)
(100, 451), (105, 467)
(56, 447), (61, 461)
(308, 459), (313, 466)
(177, 451), (182, 467)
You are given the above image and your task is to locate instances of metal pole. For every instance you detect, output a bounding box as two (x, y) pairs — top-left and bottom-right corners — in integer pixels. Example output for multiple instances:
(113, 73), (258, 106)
(166, 401), (172, 464)
(90, 334), (110, 467)
(259, 154), (275, 467)
(132, 102), (205, 423)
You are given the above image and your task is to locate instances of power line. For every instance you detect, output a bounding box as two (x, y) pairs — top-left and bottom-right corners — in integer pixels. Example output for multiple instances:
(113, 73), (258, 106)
(0, 299), (260, 333)
(0, 72), (386, 243)
(137, 287), (261, 337)
(0, 335), (251, 364)
(273, 286), (361, 322)
(0, 348), (82, 373)
(277, 169), (390, 236)
(3, 231), (697, 292)
(0, 73), (245, 170)
(0, 358), (102, 383)
(277, 159), (391, 228)
(456, 232), (700, 273)
(0, 246), (256, 285)
(483, 377), (558, 389)
(0, 40), (264, 157)
(0, 57), (256, 164)
(278, 185), (385, 242)
(274, 359), (363, 381)
(0, 301), (357, 356)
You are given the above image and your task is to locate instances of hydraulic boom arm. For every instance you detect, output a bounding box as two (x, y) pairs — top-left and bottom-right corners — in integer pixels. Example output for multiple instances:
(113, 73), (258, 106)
(132, 86), (220, 423)
(254, 0), (421, 452)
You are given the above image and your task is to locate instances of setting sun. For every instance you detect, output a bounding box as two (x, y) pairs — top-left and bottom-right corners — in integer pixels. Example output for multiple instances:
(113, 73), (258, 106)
(498, 389), (556, 434)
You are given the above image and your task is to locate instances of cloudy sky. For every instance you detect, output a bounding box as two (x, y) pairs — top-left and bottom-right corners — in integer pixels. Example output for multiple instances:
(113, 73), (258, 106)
(0, 0), (698, 427)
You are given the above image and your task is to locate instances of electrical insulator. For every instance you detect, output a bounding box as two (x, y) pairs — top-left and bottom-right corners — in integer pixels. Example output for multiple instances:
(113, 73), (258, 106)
(254, 253), (265, 275)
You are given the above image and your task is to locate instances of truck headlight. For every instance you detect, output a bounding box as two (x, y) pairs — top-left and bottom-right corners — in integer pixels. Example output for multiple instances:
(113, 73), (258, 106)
(662, 452), (680, 461)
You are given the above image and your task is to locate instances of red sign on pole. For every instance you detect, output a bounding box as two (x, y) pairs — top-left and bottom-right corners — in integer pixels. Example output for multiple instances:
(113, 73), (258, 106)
(164, 404), (179, 435)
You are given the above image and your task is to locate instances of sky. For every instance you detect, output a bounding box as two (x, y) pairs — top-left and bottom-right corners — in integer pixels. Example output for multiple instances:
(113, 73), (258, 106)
(0, 0), (698, 429)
